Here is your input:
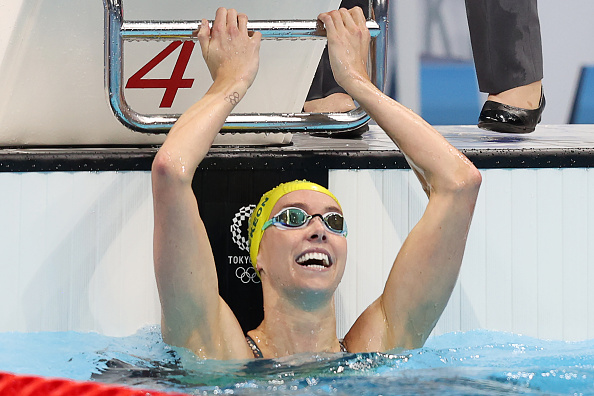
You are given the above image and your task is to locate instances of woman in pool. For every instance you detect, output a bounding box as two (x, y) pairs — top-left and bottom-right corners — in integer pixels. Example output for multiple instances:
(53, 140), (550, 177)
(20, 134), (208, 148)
(152, 7), (482, 359)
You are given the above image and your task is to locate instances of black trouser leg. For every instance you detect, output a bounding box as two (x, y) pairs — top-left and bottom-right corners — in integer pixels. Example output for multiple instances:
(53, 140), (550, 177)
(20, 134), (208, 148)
(305, 0), (369, 101)
(465, 0), (543, 94)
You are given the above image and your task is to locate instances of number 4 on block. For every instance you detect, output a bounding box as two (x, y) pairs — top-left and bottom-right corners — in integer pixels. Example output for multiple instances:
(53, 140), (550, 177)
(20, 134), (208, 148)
(126, 41), (195, 108)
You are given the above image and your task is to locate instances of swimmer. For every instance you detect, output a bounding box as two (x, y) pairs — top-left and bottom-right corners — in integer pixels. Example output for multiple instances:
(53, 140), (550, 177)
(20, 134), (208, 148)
(151, 7), (482, 359)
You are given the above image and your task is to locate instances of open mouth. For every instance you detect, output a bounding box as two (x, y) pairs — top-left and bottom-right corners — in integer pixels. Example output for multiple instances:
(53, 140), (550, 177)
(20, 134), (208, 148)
(296, 251), (332, 270)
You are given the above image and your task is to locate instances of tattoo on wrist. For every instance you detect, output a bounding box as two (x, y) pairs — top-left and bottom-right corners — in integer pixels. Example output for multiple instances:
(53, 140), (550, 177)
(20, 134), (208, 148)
(225, 92), (241, 105)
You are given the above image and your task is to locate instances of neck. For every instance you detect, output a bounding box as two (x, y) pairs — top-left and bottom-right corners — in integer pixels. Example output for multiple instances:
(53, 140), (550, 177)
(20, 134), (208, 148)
(248, 287), (340, 357)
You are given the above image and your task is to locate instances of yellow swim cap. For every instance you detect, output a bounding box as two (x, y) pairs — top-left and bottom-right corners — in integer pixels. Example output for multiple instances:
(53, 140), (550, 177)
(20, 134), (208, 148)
(248, 180), (341, 270)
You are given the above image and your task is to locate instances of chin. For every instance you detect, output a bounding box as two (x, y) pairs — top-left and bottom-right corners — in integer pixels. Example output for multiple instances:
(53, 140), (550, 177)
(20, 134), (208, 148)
(293, 270), (340, 294)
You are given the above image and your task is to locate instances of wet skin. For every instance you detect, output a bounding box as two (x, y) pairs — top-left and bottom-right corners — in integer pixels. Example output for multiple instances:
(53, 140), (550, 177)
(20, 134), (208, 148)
(256, 190), (348, 309)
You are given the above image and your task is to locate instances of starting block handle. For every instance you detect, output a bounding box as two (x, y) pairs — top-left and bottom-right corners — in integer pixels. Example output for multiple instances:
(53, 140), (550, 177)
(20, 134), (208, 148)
(121, 20), (381, 41)
(104, 0), (388, 133)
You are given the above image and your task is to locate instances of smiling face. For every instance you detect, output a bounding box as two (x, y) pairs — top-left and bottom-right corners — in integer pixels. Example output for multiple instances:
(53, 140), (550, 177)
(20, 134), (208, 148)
(256, 190), (348, 299)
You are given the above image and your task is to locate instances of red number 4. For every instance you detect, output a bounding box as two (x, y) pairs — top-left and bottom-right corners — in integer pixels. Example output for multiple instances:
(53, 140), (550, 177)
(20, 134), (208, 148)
(126, 41), (195, 108)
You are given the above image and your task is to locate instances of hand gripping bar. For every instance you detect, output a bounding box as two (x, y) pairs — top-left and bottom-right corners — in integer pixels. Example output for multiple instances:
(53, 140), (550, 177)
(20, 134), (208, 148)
(103, 0), (389, 133)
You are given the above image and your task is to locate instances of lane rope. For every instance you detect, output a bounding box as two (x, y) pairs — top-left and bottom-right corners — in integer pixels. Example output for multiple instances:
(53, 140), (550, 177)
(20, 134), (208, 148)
(0, 371), (189, 396)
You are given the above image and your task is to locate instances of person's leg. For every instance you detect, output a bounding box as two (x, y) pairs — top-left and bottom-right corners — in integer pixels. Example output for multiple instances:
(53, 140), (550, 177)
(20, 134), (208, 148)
(465, 0), (543, 101)
(303, 0), (369, 112)
(465, 0), (544, 133)
(303, 45), (355, 112)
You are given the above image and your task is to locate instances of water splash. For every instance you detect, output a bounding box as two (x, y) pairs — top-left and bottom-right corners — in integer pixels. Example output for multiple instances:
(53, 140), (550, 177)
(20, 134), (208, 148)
(1, 327), (593, 395)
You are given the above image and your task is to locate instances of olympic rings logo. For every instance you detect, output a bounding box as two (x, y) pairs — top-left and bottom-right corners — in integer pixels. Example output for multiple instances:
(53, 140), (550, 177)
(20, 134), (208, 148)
(236, 266), (260, 284)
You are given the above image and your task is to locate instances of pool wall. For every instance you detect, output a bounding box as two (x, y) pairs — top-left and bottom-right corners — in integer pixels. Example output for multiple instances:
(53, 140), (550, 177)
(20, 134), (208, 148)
(1, 168), (592, 341)
(2, 0), (594, 343)
(331, 168), (594, 342)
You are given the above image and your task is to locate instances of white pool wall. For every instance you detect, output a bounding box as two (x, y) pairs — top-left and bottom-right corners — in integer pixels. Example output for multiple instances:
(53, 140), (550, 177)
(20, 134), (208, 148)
(0, 171), (159, 336)
(332, 168), (594, 342)
(1, 168), (593, 341)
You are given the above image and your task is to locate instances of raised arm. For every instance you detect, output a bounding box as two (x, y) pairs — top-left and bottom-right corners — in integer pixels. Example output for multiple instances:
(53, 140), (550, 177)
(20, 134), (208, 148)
(151, 8), (261, 359)
(321, 8), (482, 351)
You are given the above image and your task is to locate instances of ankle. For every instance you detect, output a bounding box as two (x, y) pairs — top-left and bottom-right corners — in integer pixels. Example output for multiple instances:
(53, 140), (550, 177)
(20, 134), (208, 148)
(304, 93), (355, 113)
(487, 80), (542, 110)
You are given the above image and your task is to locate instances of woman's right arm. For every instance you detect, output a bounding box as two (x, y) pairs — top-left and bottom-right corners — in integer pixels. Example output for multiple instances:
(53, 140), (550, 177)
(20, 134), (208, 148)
(151, 8), (261, 359)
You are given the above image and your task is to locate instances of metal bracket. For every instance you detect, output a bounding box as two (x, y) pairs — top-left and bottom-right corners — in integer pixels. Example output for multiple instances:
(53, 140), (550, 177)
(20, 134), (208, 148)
(103, 0), (388, 133)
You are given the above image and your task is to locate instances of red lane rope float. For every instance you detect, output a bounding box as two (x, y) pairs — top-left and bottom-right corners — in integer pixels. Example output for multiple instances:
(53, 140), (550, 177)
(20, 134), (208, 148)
(0, 371), (190, 396)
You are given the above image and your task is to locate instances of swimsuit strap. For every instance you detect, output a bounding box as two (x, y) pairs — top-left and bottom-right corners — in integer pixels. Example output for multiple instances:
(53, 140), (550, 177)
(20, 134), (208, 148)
(246, 335), (348, 358)
(246, 335), (263, 358)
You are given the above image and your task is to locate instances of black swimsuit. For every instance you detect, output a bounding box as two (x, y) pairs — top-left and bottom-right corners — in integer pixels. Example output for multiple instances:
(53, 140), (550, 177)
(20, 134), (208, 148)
(245, 335), (348, 358)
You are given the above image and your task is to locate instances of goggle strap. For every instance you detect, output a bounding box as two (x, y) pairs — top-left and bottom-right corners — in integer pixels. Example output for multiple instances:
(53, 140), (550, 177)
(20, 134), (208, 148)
(261, 218), (274, 231)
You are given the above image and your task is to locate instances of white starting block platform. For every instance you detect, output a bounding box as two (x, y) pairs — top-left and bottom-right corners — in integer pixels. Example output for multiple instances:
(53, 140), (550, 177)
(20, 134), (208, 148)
(0, 0), (391, 145)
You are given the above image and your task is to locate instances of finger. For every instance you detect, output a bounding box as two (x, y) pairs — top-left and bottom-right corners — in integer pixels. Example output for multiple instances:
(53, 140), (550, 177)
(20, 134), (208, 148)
(340, 7), (357, 30)
(350, 6), (367, 27)
(227, 8), (239, 32)
(212, 7), (227, 34)
(329, 9), (346, 33)
(197, 19), (210, 41)
(251, 31), (262, 46)
(196, 18), (211, 51)
(238, 13), (248, 34)
(318, 12), (335, 36)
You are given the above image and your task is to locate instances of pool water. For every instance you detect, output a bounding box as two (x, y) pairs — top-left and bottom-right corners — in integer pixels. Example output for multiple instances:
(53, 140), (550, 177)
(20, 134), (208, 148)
(1, 326), (593, 395)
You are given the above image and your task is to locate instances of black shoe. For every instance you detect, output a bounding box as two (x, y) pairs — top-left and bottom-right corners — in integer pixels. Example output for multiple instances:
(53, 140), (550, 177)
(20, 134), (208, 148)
(478, 90), (545, 133)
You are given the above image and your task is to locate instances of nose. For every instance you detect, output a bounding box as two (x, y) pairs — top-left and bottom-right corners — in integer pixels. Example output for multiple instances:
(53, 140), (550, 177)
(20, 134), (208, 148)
(307, 215), (327, 241)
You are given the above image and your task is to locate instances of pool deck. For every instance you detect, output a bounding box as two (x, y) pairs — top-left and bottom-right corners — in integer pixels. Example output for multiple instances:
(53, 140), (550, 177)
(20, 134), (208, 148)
(0, 124), (593, 172)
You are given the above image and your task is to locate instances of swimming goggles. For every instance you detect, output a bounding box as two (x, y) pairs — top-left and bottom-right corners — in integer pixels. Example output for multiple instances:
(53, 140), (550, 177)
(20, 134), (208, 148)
(261, 207), (347, 237)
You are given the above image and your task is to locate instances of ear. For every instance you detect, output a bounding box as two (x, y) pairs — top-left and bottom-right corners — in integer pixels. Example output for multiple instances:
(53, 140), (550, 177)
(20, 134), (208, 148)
(255, 233), (269, 274)
(256, 253), (264, 274)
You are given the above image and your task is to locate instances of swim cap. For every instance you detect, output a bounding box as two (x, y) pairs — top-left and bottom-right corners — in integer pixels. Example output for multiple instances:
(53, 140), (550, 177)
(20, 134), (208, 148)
(248, 180), (342, 270)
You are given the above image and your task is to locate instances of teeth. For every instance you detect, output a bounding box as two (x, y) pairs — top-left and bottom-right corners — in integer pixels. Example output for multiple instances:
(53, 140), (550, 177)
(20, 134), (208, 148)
(296, 252), (330, 267)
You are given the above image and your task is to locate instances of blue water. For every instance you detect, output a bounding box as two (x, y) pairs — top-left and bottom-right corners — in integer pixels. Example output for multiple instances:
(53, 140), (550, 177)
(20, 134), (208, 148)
(1, 326), (593, 395)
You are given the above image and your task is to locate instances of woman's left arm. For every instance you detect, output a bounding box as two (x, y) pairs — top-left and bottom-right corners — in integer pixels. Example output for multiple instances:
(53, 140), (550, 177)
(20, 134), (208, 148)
(322, 8), (482, 352)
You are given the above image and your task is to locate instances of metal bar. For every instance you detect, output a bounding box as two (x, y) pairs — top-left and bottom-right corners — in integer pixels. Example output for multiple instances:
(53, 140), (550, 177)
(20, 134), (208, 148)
(121, 20), (381, 40)
(372, 0), (389, 93)
(103, 0), (387, 134)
